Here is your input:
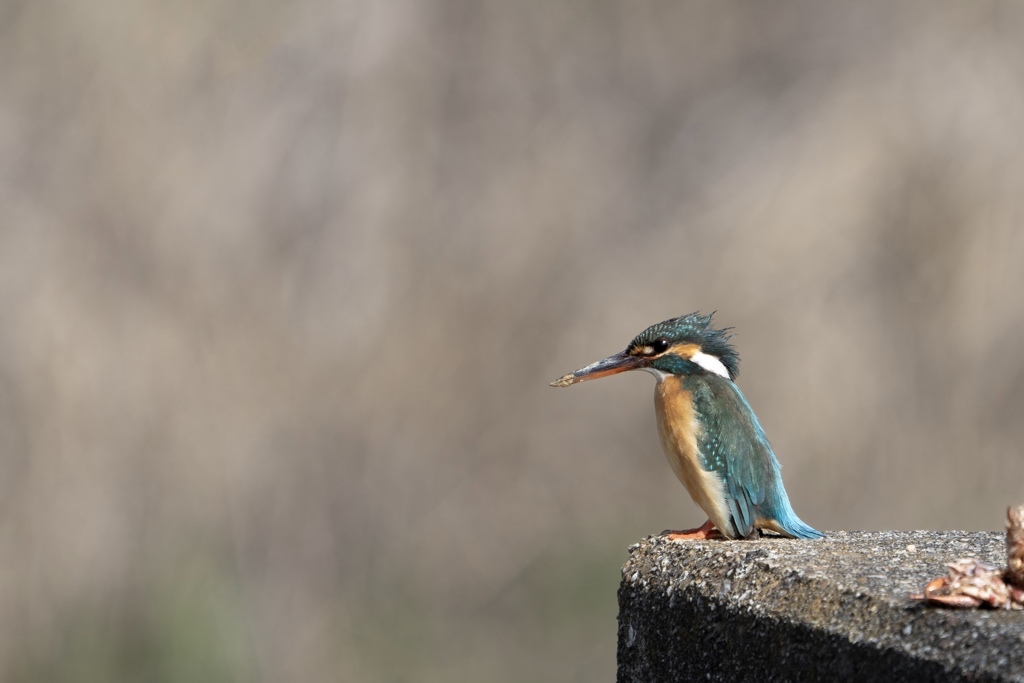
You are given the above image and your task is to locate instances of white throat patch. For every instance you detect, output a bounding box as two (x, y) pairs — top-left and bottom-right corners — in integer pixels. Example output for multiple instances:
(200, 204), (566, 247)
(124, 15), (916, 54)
(642, 367), (671, 383)
(690, 352), (731, 379)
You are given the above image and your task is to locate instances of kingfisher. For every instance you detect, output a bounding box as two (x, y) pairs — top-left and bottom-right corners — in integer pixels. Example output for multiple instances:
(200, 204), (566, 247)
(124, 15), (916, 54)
(550, 312), (822, 541)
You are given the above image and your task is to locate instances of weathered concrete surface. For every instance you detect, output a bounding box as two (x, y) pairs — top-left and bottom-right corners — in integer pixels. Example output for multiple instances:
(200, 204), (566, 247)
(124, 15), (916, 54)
(618, 531), (1024, 682)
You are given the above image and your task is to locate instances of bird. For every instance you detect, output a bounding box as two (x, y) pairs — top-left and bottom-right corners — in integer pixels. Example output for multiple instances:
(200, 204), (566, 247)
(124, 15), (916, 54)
(550, 312), (822, 541)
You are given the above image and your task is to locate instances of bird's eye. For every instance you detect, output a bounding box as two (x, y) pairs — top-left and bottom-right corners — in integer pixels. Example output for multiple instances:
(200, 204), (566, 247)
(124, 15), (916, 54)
(652, 339), (670, 354)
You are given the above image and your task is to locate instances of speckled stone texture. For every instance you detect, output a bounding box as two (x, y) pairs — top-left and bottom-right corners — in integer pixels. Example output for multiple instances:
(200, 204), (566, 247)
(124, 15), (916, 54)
(617, 531), (1024, 682)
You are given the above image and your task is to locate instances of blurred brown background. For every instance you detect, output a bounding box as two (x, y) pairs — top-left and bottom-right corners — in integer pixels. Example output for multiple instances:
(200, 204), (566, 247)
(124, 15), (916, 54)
(4, 1), (1024, 680)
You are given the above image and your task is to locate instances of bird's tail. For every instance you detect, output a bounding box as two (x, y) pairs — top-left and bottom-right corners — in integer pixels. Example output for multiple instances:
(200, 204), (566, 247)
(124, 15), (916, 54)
(769, 493), (824, 539)
(778, 514), (824, 539)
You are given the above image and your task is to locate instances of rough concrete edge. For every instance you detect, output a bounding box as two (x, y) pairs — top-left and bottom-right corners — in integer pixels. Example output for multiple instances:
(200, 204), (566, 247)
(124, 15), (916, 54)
(616, 533), (1024, 682)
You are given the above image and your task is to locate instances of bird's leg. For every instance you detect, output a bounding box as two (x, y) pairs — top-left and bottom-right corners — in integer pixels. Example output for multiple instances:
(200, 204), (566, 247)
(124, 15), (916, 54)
(661, 519), (723, 541)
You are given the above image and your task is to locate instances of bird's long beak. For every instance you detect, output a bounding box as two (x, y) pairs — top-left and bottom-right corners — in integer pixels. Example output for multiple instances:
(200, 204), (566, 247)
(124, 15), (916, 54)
(549, 350), (643, 387)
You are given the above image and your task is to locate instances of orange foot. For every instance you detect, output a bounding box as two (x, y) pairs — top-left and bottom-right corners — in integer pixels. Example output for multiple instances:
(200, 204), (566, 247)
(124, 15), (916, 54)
(661, 519), (723, 541)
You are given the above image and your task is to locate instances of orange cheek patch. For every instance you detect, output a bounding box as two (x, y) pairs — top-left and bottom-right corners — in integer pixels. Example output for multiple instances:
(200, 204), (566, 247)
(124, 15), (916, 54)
(667, 343), (701, 360)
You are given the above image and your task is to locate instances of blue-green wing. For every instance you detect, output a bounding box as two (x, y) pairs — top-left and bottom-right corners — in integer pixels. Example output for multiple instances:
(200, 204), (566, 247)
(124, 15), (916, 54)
(694, 377), (777, 538)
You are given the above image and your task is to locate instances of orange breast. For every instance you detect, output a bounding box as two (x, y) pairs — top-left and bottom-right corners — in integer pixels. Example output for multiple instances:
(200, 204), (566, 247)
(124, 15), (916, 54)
(654, 377), (731, 533)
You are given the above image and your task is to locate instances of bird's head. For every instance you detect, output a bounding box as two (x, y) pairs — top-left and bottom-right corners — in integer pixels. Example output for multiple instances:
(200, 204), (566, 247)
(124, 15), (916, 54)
(550, 311), (739, 387)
